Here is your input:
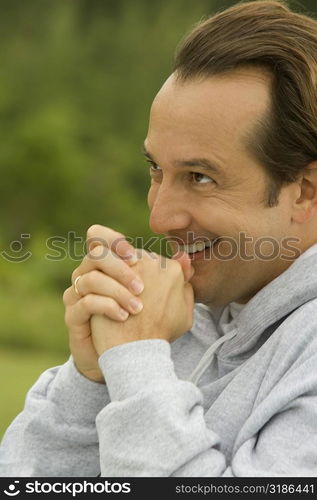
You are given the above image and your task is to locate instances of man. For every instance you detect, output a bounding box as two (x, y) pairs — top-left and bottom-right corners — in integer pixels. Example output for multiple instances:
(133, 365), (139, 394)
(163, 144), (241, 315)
(1, 0), (317, 476)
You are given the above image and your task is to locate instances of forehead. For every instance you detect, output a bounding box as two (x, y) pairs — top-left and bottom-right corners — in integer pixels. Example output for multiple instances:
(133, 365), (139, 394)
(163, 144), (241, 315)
(147, 68), (272, 162)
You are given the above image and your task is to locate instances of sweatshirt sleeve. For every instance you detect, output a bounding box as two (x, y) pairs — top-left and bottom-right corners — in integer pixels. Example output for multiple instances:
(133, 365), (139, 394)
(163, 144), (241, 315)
(96, 339), (317, 477)
(96, 339), (227, 476)
(0, 356), (110, 477)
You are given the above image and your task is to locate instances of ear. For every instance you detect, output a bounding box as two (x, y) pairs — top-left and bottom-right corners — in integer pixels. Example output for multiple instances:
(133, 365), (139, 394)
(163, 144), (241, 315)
(292, 161), (317, 224)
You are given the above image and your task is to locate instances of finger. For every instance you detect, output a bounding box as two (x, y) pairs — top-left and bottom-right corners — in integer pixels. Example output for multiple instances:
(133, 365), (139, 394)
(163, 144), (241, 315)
(73, 270), (143, 315)
(172, 251), (195, 283)
(86, 224), (138, 264)
(65, 294), (130, 326)
(63, 285), (86, 307)
(72, 246), (144, 295)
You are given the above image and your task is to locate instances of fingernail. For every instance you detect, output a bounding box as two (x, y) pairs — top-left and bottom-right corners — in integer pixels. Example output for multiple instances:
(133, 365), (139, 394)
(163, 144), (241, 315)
(123, 252), (138, 264)
(130, 279), (144, 294)
(119, 308), (129, 320)
(129, 298), (143, 313)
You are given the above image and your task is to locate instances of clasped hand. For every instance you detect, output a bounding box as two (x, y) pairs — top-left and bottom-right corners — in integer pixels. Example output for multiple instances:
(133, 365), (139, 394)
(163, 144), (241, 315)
(63, 225), (195, 382)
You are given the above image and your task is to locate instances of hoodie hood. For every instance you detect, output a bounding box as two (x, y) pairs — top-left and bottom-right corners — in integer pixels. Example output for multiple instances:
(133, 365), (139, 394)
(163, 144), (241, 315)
(189, 242), (317, 383)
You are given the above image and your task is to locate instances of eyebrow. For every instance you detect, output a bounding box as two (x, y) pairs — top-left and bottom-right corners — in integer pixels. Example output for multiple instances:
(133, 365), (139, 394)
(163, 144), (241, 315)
(142, 144), (225, 177)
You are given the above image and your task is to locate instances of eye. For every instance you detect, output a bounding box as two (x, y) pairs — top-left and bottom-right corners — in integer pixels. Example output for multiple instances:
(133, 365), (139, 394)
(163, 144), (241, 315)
(191, 172), (214, 184)
(144, 158), (214, 185)
(145, 159), (161, 173)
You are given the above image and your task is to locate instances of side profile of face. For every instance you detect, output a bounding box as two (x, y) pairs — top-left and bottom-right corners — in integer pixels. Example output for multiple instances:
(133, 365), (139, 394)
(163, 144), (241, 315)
(144, 68), (316, 307)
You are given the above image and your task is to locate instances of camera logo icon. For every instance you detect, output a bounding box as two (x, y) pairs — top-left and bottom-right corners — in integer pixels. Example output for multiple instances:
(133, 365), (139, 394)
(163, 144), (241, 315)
(4, 481), (20, 496)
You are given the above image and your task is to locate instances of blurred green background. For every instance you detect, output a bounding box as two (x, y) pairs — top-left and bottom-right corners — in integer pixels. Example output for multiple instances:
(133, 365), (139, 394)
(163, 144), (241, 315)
(1, 0), (316, 437)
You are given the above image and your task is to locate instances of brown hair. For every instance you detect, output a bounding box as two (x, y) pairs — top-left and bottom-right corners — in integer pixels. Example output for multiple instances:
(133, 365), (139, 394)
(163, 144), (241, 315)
(173, 0), (317, 207)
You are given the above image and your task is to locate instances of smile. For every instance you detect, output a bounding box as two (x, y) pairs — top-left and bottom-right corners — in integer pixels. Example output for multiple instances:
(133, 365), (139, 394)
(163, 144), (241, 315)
(178, 238), (220, 254)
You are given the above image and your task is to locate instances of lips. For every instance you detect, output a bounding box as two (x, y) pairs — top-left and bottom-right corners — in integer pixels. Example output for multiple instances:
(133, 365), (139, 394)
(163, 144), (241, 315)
(181, 238), (219, 253)
(168, 235), (220, 254)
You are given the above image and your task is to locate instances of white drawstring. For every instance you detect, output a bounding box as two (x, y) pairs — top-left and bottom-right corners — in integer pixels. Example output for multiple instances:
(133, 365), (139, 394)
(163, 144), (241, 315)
(188, 329), (237, 385)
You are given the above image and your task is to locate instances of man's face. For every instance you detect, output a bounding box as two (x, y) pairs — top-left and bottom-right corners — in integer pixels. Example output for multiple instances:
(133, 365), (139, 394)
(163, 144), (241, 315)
(144, 69), (301, 307)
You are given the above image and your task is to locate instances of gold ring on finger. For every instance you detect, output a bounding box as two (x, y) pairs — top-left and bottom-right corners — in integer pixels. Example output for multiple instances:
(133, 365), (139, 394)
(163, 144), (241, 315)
(74, 275), (82, 297)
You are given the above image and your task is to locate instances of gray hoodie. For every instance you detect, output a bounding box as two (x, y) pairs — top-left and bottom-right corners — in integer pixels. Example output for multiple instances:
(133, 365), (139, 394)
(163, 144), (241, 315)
(1, 244), (317, 477)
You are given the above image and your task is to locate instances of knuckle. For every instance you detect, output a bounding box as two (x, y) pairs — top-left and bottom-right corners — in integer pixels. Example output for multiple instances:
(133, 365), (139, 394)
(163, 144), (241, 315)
(82, 294), (94, 310)
(84, 269), (101, 295)
(86, 224), (104, 238)
(71, 269), (79, 283)
(105, 296), (116, 308)
(121, 269), (135, 285)
(82, 253), (90, 266)
(87, 224), (124, 241)
(112, 281), (126, 300)
(63, 287), (72, 305)
(86, 269), (100, 287)
(86, 226), (108, 252)
(88, 244), (108, 260)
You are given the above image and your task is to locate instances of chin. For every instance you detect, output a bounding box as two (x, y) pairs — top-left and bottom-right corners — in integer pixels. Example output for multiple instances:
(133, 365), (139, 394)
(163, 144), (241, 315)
(192, 284), (212, 305)
(190, 278), (228, 308)
(189, 275), (207, 299)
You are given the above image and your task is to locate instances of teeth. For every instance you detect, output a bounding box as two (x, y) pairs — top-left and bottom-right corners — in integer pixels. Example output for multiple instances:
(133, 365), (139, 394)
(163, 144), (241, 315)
(178, 239), (218, 254)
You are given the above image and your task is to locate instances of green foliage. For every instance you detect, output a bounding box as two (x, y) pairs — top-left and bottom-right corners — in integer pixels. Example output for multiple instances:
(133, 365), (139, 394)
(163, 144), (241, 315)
(1, 0), (316, 433)
(0, 0), (218, 354)
(0, 0), (316, 354)
(0, 0), (217, 240)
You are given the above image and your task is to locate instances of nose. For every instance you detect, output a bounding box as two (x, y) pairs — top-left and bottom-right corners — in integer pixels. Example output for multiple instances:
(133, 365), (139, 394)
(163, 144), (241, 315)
(148, 182), (191, 234)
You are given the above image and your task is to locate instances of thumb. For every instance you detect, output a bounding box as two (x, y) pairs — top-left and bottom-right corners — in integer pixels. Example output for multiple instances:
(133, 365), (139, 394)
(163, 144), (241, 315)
(172, 251), (195, 283)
